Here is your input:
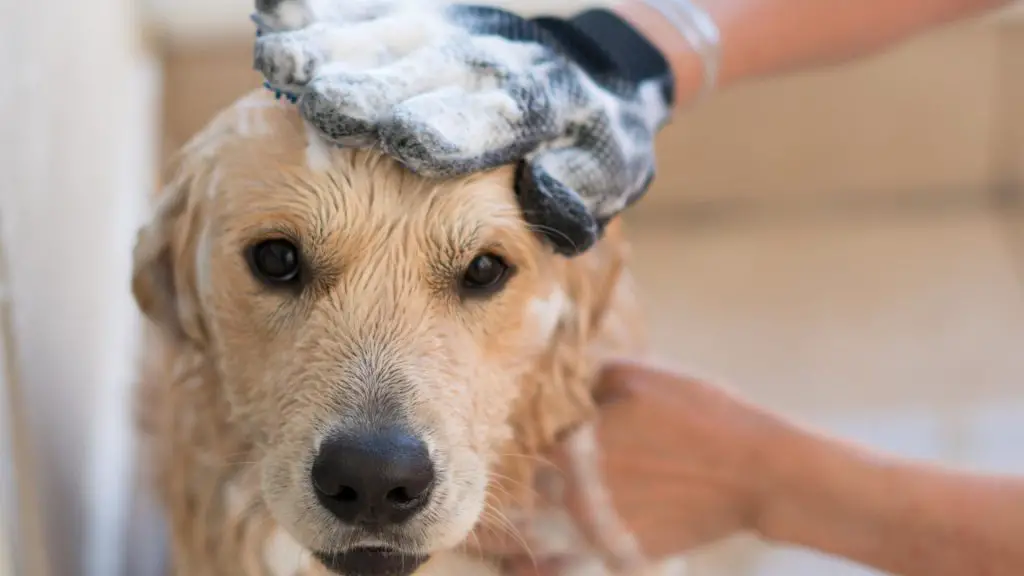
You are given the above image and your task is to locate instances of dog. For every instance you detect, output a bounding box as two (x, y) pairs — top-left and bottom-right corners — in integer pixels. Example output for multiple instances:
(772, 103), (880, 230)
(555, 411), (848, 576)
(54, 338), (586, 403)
(130, 89), (672, 575)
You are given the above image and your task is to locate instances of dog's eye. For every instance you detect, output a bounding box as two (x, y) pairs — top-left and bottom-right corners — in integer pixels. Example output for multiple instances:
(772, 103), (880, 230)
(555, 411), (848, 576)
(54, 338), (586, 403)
(248, 239), (301, 285)
(460, 253), (511, 296)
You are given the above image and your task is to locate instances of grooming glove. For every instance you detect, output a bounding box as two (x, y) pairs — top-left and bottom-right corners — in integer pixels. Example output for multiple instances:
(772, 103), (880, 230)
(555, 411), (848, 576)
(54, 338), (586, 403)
(252, 0), (675, 255)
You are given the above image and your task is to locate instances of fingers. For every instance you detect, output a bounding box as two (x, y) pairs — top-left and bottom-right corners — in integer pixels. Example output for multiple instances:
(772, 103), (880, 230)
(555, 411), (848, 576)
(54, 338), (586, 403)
(255, 12), (434, 93)
(590, 365), (638, 406)
(593, 357), (721, 410)
(596, 358), (676, 395)
(591, 361), (682, 408)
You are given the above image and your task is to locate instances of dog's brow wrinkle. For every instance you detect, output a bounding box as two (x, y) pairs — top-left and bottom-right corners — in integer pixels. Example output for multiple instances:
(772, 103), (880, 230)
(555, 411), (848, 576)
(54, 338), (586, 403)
(325, 170), (348, 199)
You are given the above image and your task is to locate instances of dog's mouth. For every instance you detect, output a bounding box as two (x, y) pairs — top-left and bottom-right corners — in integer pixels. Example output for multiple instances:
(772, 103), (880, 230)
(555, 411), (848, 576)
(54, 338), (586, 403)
(314, 547), (430, 576)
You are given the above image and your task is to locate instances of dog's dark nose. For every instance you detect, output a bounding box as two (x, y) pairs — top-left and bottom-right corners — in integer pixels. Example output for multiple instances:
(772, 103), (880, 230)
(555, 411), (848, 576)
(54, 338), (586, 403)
(312, 427), (435, 526)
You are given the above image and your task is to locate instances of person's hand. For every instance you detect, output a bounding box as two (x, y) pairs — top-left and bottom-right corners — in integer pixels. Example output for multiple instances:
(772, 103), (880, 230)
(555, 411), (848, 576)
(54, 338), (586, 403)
(251, 0), (675, 255)
(501, 359), (788, 574)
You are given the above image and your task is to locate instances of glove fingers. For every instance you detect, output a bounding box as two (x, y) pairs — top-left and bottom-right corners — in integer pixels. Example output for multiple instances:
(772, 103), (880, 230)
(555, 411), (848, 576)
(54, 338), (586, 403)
(379, 81), (559, 178)
(255, 29), (327, 90)
(255, 0), (315, 31)
(514, 150), (600, 257)
(297, 76), (381, 147)
(515, 140), (656, 256)
(255, 8), (448, 93)
(294, 40), (487, 148)
(255, 0), (409, 32)
(546, 105), (659, 221)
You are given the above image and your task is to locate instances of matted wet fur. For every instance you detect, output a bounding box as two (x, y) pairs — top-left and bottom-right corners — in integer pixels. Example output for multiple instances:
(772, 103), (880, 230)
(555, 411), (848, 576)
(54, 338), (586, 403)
(131, 90), (654, 576)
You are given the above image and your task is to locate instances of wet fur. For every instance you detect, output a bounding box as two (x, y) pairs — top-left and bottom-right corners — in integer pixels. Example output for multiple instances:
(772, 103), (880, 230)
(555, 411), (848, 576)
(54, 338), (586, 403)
(131, 90), (647, 575)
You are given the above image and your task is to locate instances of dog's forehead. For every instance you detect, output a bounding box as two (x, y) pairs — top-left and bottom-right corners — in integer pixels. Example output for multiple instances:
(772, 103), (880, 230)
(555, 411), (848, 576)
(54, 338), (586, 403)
(215, 151), (521, 238)
(201, 96), (525, 243)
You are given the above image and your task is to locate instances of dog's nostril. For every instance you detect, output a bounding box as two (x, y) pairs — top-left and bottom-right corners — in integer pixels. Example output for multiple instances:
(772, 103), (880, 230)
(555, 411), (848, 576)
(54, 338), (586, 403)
(337, 486), (358, 502)
(386, 486), (417, 506)
(311, 427), (435, 526)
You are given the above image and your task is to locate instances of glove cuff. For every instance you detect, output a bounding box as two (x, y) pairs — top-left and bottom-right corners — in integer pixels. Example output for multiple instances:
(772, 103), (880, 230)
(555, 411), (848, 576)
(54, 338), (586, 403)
(531, 9), (674, 108)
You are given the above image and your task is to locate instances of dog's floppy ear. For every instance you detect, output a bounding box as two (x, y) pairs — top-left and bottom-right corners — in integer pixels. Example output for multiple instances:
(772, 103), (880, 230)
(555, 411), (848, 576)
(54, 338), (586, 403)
(131, 157), (209, 344)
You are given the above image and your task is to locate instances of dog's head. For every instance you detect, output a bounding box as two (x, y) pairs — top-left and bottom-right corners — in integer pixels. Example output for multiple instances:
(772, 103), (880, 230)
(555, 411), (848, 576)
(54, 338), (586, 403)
(132, 92), (632, 575)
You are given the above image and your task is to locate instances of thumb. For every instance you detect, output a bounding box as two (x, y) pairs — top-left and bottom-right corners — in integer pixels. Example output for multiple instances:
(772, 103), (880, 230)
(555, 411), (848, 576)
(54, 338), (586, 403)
(514, 154), (599, 256)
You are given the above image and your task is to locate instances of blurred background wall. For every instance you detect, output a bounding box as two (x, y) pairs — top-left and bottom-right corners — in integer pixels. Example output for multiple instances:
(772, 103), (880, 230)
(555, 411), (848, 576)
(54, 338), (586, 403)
(1, 1), (1022, 575)
(1, 0), (158, 575)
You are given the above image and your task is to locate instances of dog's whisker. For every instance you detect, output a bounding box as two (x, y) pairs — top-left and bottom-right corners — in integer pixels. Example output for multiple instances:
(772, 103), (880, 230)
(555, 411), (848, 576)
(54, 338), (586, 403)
(485, 481), (533, 509)
(479, 504), (539, 569)
(492, 451), (554, 466)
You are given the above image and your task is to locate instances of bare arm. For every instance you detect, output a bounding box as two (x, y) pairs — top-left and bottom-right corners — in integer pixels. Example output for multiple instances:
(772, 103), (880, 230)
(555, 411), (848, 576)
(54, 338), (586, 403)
(759, 422), (1024, 576)
(499, 362), (1024, 576)
(613, 0), (1015, 109)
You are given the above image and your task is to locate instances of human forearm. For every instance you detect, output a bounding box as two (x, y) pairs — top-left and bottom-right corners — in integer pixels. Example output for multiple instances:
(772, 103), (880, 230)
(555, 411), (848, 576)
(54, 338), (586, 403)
(613, 0), (1013, 109)
(758, 424), (1024, 576)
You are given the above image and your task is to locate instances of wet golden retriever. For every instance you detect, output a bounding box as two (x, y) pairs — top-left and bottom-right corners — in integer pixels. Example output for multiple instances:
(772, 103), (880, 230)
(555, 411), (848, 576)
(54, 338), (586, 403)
(130, 90), (660, 576)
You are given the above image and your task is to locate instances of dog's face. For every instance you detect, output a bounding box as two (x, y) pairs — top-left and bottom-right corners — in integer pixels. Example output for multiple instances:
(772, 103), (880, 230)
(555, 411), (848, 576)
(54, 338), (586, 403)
(133, 94), (575, 575)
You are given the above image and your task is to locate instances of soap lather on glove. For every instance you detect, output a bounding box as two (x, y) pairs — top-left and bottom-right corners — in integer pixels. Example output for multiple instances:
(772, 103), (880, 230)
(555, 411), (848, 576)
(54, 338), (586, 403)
(252, 0), (675, 256)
